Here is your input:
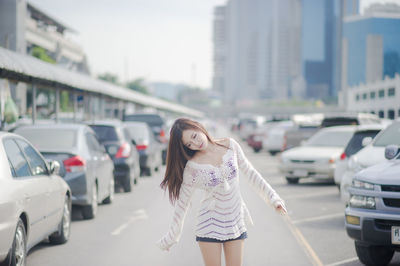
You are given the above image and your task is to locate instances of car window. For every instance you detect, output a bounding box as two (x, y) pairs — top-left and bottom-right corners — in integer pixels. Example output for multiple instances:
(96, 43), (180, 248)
(89, 125), (119, 142)
(373, 122), (400, 147)
(307, 130), (354, 147)
(3, 138), (32, 177)
(86, 133), (104, 152)
(344, 130), (381, 157)
(125, 125), (149, 142)
(16, 139), (48, 176)
(15, 128), (76, 150)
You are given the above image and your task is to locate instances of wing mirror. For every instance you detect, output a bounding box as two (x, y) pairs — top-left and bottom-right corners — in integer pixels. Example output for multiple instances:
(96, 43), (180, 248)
(385, 145), (400, 160)
(49, 160), (61, 175)
(361, 136), (373, 147)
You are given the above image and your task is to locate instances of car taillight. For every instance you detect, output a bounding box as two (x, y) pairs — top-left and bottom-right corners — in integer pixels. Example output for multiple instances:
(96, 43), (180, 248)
(136, 144), (148, 150)
(63, 155), (86, 173)
(160, 129), (165, 137)
(115, 143), (131, 158)
(340, 152), (347, 160)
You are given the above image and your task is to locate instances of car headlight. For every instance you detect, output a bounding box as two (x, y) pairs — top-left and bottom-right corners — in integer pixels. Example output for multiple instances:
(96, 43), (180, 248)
(347, 156), (363, 172)
(349, 195), (376, 209)
(352, 179), (374, 190)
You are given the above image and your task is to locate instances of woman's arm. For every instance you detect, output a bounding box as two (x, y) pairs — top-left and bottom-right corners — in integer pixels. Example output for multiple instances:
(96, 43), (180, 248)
(156, 169), (196, 251)
(232, 138), (286, 211)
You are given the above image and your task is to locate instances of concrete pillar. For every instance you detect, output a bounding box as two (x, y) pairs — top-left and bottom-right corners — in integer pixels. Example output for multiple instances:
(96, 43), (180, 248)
(32, 84), (36, 124)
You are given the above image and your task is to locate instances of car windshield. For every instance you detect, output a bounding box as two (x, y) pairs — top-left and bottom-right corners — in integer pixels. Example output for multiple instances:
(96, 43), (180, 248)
(15, 128), (76, 150)
(373, 122), (400, 147)
(124, 114), (163, 127)
(306, 130), (354, 147)
(321, 118), (358, 127)
(89, 125), (119, 142)
(125, 126), (149, 141)
(344, 130), (381, 156)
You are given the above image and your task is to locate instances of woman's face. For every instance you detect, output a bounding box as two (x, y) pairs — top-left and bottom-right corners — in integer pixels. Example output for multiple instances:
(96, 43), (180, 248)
(181, 129), (208, 151)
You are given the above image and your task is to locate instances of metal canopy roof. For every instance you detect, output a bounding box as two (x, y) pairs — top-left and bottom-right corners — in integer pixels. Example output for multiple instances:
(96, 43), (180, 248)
(0, 47), (204, 118)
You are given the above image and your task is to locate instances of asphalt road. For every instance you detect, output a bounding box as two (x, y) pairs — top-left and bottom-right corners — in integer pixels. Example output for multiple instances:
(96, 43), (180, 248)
(26, 130), (400, 266)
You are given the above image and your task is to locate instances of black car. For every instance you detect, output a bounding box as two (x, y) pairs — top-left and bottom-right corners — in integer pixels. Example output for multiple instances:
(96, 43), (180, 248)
(123, 113), (168, 164)
(87, 120), (140, 192)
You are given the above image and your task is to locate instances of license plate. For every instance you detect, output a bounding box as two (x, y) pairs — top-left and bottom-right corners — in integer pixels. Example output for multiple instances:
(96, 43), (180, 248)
(293, 169), (308, 177)
(392, 227), (400, 244)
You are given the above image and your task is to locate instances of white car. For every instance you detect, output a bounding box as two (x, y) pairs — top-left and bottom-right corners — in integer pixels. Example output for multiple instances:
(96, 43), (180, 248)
(334, 124), (387, 188)
(0, 132), (71, 266)
(263, 120), (294, 155)
(340, 119), (400, 203)
(279, 126), (357, 184)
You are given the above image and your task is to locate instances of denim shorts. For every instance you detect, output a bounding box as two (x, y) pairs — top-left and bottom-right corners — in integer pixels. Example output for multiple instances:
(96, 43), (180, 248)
(196, 232), (248, 243)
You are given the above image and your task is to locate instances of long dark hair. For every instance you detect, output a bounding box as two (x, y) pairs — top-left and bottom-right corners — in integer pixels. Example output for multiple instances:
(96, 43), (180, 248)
(160, 118), (220, 204)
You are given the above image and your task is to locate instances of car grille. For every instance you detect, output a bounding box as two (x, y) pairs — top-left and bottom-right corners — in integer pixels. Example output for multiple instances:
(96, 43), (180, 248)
(375, 219), (400, 230)
(381, 185), (400, 192)
(290, 159), (315, 164)
(383, 198), (400, 208)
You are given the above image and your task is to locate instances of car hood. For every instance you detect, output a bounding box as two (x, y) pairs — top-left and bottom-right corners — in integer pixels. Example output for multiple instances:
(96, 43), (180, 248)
(282, 146), (343, 160)
(355, 159), (400, 185)
(354, 145), (386, 168)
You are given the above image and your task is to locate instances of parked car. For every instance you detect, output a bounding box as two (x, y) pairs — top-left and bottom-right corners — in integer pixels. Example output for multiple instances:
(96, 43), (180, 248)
(334, 124), (386, 189)
(262, 120), (294, 155)
(279, 126), (356, 184)
(123, 113), (168, 165)
(320, 112), (381, 128)
(87, 120), (140, 192)
(340, 119), (400, 203)
(123, 121), (163, 176)
(15, 124), (114, 219)
(345, 145), (400, 266)
(0, 132), (71, 265)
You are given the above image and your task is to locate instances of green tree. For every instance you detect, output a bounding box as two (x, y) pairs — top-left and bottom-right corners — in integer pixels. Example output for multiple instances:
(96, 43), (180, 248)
(126, 78), (149, 95)
(31, 46), (56, 64)
(98, 73), (120, 85)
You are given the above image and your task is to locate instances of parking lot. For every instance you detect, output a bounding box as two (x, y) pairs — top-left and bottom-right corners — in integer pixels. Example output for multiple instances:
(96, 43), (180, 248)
(21, 129), (400, 265)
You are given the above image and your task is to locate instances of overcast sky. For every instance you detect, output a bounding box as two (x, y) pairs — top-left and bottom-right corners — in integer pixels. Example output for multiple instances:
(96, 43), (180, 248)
(28, 0), (398, 89)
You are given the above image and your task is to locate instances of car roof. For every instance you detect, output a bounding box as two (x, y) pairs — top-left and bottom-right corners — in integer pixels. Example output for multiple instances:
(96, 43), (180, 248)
(319, 125), (358, 132)
(85, 119), (123, 127)
(354, 124), (387, 132)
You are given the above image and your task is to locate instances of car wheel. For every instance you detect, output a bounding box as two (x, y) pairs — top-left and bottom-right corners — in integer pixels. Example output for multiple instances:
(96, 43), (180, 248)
(123, 174), (132, 192)
(82, 183), (98, 219)
(3, 219), (27, 266)
(269, 151), (278, 156)
(355, 241), (394, 266)
(253, 147), (261, 153)
(103, 178), (115, 204)
(49, 195), (71, 244)
(286, 177), (299, 184)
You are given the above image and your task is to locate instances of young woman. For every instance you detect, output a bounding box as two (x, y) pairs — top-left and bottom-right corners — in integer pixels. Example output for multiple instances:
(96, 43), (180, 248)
(156, 118), (287, 266)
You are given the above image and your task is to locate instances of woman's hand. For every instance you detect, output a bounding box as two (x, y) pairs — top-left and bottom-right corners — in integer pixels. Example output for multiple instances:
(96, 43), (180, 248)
(274, 201), (287, 215)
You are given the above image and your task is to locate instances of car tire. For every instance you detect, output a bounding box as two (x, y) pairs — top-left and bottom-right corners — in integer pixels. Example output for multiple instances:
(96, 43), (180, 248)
(286, 177), (299, 184)
(123, 175), (132, 192)
(253, 147), (261, 153)
(355, 241), (394, 266)
(49, 195), (71, 244)
(82, 183), (98, 219)
(103, 178), (115, 204)
(2, 219), (27, 266)
(269, 151), (278, 156)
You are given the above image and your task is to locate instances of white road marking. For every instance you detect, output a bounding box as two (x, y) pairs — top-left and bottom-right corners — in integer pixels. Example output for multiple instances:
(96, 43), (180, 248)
(292, 212), (344, 225)
(284, 190), (338, 200)
(111, 209), (148, 236)
(325, 257), (359, 266)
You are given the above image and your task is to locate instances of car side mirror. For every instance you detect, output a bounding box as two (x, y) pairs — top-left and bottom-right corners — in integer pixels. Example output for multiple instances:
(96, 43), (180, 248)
(131, 139), (137, 146)
(361, 136), (373, 147)
(49, 160), (61, 175)
(385, 145), (400, 160)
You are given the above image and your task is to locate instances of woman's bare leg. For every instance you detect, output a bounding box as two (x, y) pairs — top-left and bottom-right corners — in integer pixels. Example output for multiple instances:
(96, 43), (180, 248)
(198, 242), (222, 266)
(223, 240), (244, 266)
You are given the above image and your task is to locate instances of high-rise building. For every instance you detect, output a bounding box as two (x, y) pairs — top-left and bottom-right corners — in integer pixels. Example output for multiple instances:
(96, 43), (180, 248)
(212, 6), (227, 97)
(301, 0), (342, 99)
(213, 0), (302, 104)
(342, 10), (400, 88)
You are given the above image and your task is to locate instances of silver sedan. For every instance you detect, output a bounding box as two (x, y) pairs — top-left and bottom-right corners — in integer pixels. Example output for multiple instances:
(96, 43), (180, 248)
(0, 132), (71, 266)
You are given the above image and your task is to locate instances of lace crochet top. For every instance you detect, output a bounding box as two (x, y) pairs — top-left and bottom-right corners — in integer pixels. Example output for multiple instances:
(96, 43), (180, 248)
(156, 138), (284, 250)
